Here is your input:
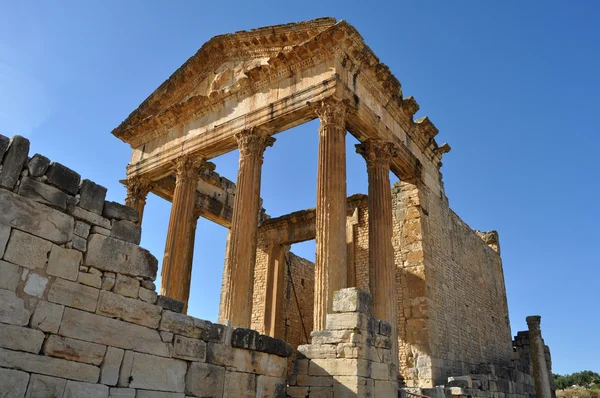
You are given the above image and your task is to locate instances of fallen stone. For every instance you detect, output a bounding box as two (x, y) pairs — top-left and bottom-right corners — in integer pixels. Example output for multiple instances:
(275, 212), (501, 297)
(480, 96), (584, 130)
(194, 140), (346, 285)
(113, 274), (140, 298)
(31, 300), (65, 334)
(48, 278), (100, 312)
(23, 272), (49, 297)
(27, 153), (51, 177)
(25, 374), (67, 398)
(223, 371), (256, 398)
(44, 335), (107, 365)
(18, 176), (69, 209)
(4, 229), (53, 269)
(96, 290), (162, 329)
(173, 335), (207, 361)
(0, 322), (45, 353)
(45, 162), (81, 195)
(111, 219), (141, 244)
(0, 135), (29, 190)
(0, 367), (29, 398)
(85, 234), (157, 279)
(185, 362), (225, 397)
(103, 201), (139, 223)
(0, 289), (31, 326)
(332, 288), (373, 315)
(101, 346), (125, 386)
(74, 220), (91, 238)
(129, 352), (187, 392)
(138, 287), (157, 304)
(0, 260), (19, 291)
(156, 295), (184, 313)
(79, 179), (107, 214)
(63, 380), (109, 398)
(160, 311), (225, 343)
(70, 206), (112, 229)
(47, 245), (82, 281)
(79, 271), (103, 288)
(109, 387), (136, 398)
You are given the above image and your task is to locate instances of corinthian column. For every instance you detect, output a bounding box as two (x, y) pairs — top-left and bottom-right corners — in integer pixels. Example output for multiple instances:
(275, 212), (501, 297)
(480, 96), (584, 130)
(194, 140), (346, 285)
(527, 316), (553, 398)
(160, 156), (208, 311)
(314, 99), (348, 331)
(356, 138), (399, 369)
(222, 129), (275, 328)
(124, 176), (153, 226)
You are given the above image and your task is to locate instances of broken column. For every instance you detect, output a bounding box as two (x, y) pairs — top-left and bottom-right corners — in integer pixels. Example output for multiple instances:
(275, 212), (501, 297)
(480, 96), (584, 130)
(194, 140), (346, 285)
(526, 315), (552, 398)
(124, 175), (153, 226)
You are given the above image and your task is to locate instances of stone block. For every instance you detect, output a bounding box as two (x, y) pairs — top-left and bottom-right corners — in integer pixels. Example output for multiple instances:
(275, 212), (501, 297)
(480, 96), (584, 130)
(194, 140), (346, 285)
(0, 289), (31, 326)
(309, 358), (369, 377)
(370, 362), (391, 381)
(185, 362), (225, 397)
(113, 274), (140, 298)
(0, 135), (29, 189)
(374, 380), (398, 397)
(0, 224), (9, 258)
(160, 331), (174, 342)
(96, 290), (161, 329)
(0, 260), (19, 291)
(326, 312), (371, 331)
(0, 322), (45, 353)
(160, 311), (225, 343)
(23, 272), (49, 297)
(310, 330), (354, 345)
(85, 234), (158, 279)
(25, 374), (67, 398)
(103, 201), (139, 223)
(333, 375), (374, 396)
(141, 279), (156, 290)
(109, 388), (136, 398)
(266, 354), (288, 378)
(27, 153), (50, 177)
(72, 235), (87, 251)
(102, 274), (116, 290)
(45, 162), (81, 195)
(79, 179), (107, 214)
(19, 176), (69, 209)
(379, 320), (392, 336)
(70, 206), (112, 229)
(47, 245), (82, 281)
(448, 376), (473, 389)
(257, 334), (293, 357)
(223, 371), (256, 398)
(0, 347), (99, 383)
(111, 219), (141, 244)
(43, 335), (107, 365)
(173, 335), (207, 361)
(0, 367), (29, 398)
(231, 327), (260, 350)
(31, 300), (64, 333)
(138, 287), (157, 303)
(129, 352), (187, 392)
(0, 134), (10, 162)
(59, 308), (169, 357)
(297, 344), (337, 359)
(48, 278), (99, 312)
(101, 347), (125, 386)
(79, 271), (103, 288)
(136, 391), (184, 398)
(74, 220), (91, 238)
(156, 295), (184, 313)
(0, 188), (74, 244)
(332, 288), (373, 315)
(117, 350), (134, 387)
(4, 229), (53, 270)
(91, 225), (111, 235)
(63, 380), (109, 398)
(256, 375), (287, 398)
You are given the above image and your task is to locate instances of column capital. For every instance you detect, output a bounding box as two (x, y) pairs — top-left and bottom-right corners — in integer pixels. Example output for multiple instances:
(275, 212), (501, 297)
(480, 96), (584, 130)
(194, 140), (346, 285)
(355, 138), (397, 170)
(124, 175), (153, 201)
(526, 315), (542, 330)
(172, 155), (214, 185)
(315, 98), (348, 134)
(235, 128), (275, 160)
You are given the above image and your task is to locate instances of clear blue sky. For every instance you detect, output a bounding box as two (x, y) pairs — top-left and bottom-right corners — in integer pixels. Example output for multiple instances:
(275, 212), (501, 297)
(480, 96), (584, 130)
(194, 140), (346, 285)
(1, 0), (598, 375)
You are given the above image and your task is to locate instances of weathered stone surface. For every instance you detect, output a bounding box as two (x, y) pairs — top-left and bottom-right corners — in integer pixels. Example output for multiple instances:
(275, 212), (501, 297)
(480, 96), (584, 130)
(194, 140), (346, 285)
(25, 374), (67, 398)
(0, 188), (73, 244)
(156, 295), (184, 313)
(309, 358), (369, 377)
(223, 371), (256, 398)
(63, 380), (109, 398)
(379, 320), (392, 336)
(0, 322), (45, 353)
(160, 311), (225, 343)
(332, 288), (373, 315)
(72, 235), (87, 251)
(47, 245), (82, 281)
(0, 134), (10, 162)
(138, 287), (157, 304)
(74, 220), (91, 238)
(0, 289), (30, 326)
(70, 206), (112, 229)
(59, 308), (169, 357)
(101, 347), (125, 386)
(111, 219), (141, 244)
(4, 229), (53, 270)
(44, 335), (107, 365)
(103, 201), (139, 223)
(109, 387), (136, 398)
(79, 179), (107, 214)
(173, 335), (207, 361)
(85, 234), (157, 279)
(256, 375), (287, 398)
(18, 176), (68, 209)
(136, 391), (184, 398)
(23, 272), (49, 297)
(0, 367), (29, 398)
(128, 352), (187, 392)
(0, 224), (9, 258)
(27, 153), (51, 177)
(0, 347), (100, 383)
(96, 290), (161, 328)
(185, 362), (225, 397)
(117, 350), (134, 387)
(325, 312), (370, 331)
(113, 274), (140, 298)
(141, 279), (156, 290)
(231, 328), (260, 350)
(91, 225), (111, 235)
(45, 162), (81, 195)
(297, 344), (337, 360)
(48, 278), (99, 312)
(0, 135), (29, 189)
(0, 260), (19, 291)
(160, 331), (174, 342)
(102, 275), (116, 291)
(31, 300), (64, 333)
(79, 271), (102, 288)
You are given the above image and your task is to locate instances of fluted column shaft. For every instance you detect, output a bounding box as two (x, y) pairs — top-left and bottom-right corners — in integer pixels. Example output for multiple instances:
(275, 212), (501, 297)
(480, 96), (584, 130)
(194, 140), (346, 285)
(160, 156), (206, 311)
(527, 316), (553, 398)
(222, 129), (274, 328)
(125, 176), (153, 226)
(314, 99), (348, 331)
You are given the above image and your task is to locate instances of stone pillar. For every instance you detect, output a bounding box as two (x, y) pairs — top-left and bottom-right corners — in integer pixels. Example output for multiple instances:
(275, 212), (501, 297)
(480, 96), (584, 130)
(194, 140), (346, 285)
(181, 208), (202, 314)
(356, 138), (399, 370)
(527, 315), (553, 398)
(221, 129), (274, 328)
(264, 243), (286, 338)
(124, 176), (153, 226)
(160, 156), (207, 311)
(314, 99), (348, 331)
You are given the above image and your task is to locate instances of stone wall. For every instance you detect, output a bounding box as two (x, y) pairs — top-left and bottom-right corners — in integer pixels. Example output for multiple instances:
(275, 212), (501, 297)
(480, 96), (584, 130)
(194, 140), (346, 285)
(0, 134), (291, 398)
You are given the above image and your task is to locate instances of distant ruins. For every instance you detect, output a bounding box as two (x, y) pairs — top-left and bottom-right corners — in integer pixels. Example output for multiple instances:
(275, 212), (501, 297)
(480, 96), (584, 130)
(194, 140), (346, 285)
(0, 18), (554, 398)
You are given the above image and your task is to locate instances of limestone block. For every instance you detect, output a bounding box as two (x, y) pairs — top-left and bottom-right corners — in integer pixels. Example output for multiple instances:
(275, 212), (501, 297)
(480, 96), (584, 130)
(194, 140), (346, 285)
(0, 368), (29, 398)
(160, 311), (225, 343)
(297, 344), (337, 359)
(74, 220), (91, 238)
(27, 153), (51, 177)
(44, 335), (107, 365)
(335, 343), (361, 359)
(136, 391), (184, 398)
(101, 346), (125, 386)
(0, 322), (45, 353)
(18, 176), (68, 209)
(379, 320), (392, 336)
(230, 328), (292, 357)
(59, 308), (169, 357)
(63, 380), (109, 398)
(129, 352), (186, 392)
(448, 376), (473, 389)
(109, 388), (136, 398)
(332, 288), (373, 315)
(325, 312), (373, 331)
(138, 287), (157, 304)
(309, 358), (369, 377)
(223, 371), (256, 398)
(113, 274), (140, 298)
(47, 245), (82, 281)
(185, 362), (225, 397)
(70, 206), (112, 230)
(160, 332), (174, 342)
(91, 225), (111, 236)
(0, 289), (31, 325)
(4, 229), (53, 270)
(117, 350), (134, 387)
(256, 375), (286, 398)
(45, 162), (80, 195)
(0, 134), (8, 161)
(333, 375), (374, 396)
(111, 219), (141, 244)
(0, 347), (100, 383)
(370, 362), (391, 381)
(0, 135), (29, 190)
(0, 188), (74, 244)
(310, 330), (355, 345)
(85, 234), (158, 279)
(102, 275), (116, 291)
(24, 272), (49, 298)
(156, 295), (184, 313)
(72, 235), (87, 252)
(79, 179), (107, 214)
(96, 290), (161, 329)
(103, 201), (139, 223)
(79, 271), (103, 288)
(141, 279), (156, 290)
(0, 224), (9, 257)
(0, 260), (19, 291)
(48, 278), (99, 312)
(374, 380), (398, 397)
(266, 354), (288, 378)
(173, 335), (207, 361)
(293, 359), (310, 375)
(31, 300), (64, 333)
(287, 386), (334, 398)
(25, 374), (67, 398)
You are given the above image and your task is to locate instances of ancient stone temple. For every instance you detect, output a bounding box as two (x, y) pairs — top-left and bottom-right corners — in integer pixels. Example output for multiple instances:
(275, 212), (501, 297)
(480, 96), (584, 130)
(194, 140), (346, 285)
(0, 18), (555, 398)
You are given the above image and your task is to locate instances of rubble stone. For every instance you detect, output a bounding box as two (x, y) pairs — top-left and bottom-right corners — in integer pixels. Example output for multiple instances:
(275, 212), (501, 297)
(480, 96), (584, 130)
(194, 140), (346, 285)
(0, 134), (10, 162)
